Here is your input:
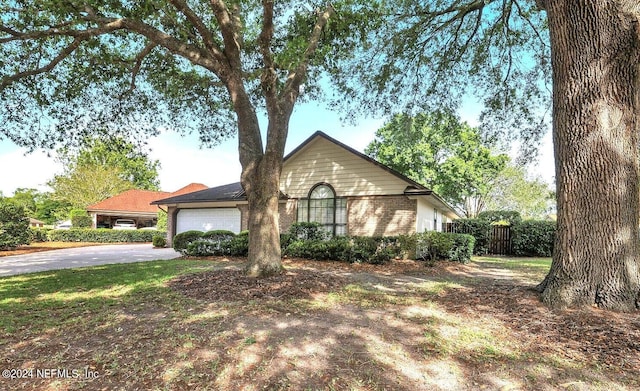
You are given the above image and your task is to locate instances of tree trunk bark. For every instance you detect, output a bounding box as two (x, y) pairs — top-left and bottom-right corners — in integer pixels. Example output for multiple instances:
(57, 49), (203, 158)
(538, 1), (640, 311)
(230, 76), (294, 278)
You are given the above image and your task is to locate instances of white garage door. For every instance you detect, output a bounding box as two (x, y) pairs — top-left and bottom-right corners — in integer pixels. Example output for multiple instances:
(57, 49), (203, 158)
(177, 208), (241, 234)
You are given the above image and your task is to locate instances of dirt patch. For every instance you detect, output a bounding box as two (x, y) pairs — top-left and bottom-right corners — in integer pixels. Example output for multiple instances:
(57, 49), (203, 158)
(169, 268), (349, 301)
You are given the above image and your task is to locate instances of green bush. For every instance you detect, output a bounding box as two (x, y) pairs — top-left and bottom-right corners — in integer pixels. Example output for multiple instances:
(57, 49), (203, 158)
(284, 236), (399, 264)
(397, 234), (417, 260)
(449, 219), (491, 255)
(0, 203), (31, 250)
(447, 234), (475, 264)
(287, 222), (329, 241)
(70, 209), (92, 228)
(152, 234), (167, 248)
(343, 236), (399, 264)
(183, 230), (237, 256)
(416, 231), (475, 265)
(172, 230), (204, 253)
(48, 228), (163, 243)
(227, 230), (249, 256)
(511, 220), (556, 257)
(29, 227), (51, 243)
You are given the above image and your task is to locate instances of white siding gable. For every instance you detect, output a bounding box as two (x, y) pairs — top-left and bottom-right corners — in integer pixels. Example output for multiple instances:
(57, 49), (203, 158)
(281, 136), (411, 198)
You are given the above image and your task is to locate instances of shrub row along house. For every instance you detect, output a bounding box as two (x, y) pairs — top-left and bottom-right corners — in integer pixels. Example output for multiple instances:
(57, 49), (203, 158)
(151, 132), (460, 246)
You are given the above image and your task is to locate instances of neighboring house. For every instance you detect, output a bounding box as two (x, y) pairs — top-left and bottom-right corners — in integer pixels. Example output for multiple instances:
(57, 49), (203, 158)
(152, 132), (460, 245)
(87, 183), (207, 229)
(29, 218), (45, 228)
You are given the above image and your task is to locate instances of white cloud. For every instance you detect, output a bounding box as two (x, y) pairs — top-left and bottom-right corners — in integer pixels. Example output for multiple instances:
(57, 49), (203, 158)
(147, 133), (241, 191)
(0, 148), (61, 195)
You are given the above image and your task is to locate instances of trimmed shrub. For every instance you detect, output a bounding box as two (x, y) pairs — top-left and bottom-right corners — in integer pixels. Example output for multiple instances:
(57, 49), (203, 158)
(0, 203), (31, 250)
(29, 227), (51, 243)
(152, 234), (167, 248)
(70, 209), (92, 228)
(398, 234), (417, 260)
(416, 231), (475, 265)
(447, 234), (475, 264)
(48, 228), (163, 243)
(227, 230), (249, 256)
(184, 230), (237, 256)
(416, 231), (455, 265)
(285, 236), (351, 261)
(173, 230), (204, 253)
(511, 220), (556, 257)
(449, 219), (491, 255)
(287, 222), (330, 241)
(343, 236), (400, 265)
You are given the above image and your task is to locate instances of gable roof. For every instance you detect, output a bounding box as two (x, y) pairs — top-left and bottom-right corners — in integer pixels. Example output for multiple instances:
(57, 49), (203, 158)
(151, 132), (460, 217)
(284, 131), (428, 191)
(88, 189), (171, 213)
(88, 183), (209, 213)
(151, 182), (289, 205)
(152, 182), (245, 205)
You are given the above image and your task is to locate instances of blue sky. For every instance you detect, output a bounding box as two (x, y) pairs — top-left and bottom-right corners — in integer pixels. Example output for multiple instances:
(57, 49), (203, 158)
(0, 100), (555, 196)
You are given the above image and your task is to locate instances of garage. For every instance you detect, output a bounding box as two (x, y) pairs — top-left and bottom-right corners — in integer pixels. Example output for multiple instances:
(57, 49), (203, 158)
(176, 208), (242, 234)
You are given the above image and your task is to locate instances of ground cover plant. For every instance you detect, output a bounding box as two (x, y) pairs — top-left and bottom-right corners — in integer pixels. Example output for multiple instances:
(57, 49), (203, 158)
(0, 256), (638, 390)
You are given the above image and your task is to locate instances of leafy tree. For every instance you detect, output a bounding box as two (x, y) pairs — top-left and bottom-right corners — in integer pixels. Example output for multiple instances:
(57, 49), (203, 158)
(0, 202), (30, 250)
(1, 188), (71, 224)
(484, 164), (554, 219)
(48, 164), (133, 208)
(343, 1), (640, 310)
(366, 111), (508, 217)
(58, 137), (161, 190)
(0, 0), (363, 277)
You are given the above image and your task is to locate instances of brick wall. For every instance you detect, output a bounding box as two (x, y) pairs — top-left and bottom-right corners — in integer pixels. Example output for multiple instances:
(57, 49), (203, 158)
(166, 206), (177, 246)
(347, 195), (416, 236)
(237, 200), (297, 233)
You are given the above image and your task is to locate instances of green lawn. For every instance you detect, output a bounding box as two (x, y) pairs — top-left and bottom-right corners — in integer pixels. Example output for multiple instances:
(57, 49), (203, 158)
(1, 256), (637, 391)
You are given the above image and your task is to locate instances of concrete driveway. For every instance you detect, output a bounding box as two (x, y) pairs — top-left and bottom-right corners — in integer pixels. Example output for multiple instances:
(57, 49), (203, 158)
(0, 244), (181, 277)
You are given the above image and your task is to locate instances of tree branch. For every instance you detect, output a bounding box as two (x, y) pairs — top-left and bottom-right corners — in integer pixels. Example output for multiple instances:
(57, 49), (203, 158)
(282, 4), (335, 102)
(168, 0), (225, 62)
(123, 42), (158, 96)
(209, 0), (243, 71)
(259, 0), (278, 110)
(1, 39), (82, 88)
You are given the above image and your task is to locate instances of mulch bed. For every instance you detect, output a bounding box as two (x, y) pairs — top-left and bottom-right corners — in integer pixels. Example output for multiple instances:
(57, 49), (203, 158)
(169, 267), (350, 302)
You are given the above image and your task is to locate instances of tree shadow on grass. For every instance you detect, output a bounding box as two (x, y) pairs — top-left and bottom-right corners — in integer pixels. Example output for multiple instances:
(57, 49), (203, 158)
(0, 258), (638, 390)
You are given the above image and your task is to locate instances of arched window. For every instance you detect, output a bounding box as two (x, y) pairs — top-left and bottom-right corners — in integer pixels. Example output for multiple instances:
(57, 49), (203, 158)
(297, 183), (347, 235)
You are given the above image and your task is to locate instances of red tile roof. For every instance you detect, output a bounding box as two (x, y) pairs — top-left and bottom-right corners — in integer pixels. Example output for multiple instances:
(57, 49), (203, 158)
(86, 183), (208, 213)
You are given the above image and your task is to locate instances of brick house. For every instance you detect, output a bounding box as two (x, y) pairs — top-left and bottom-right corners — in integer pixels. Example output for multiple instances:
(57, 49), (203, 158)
(152, 132), (460, 244)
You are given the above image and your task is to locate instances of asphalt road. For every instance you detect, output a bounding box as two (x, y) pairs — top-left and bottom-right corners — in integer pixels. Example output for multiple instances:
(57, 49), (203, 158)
(0, 244), (182, 277)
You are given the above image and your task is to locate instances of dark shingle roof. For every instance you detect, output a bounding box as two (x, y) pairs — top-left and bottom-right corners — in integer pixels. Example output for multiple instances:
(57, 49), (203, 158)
(152, 182), (288, 205)
(151, 182), (245, 205)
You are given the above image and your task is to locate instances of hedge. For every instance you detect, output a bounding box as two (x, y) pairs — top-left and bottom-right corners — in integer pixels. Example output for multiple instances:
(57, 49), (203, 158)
(415, 232), (475, 265)
(179, 224), (474, 265)
(47, 228), (164, 243)
(449, 219), (491, 255)
(511, 220), (556, 257)
(0, 203), (31, 250)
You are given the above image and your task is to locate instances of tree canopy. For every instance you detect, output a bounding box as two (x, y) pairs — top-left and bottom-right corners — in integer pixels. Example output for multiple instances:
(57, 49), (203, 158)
(58, 137), (161, 190)
(366, 110), (508, 217)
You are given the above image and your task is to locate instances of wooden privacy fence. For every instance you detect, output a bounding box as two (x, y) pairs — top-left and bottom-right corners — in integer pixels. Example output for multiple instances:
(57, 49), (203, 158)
(445, 223), (513, 255)
(489, 225), (511, 255)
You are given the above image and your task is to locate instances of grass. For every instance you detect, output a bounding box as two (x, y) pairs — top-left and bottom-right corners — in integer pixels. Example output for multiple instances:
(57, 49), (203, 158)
(0, 255), (637, 391)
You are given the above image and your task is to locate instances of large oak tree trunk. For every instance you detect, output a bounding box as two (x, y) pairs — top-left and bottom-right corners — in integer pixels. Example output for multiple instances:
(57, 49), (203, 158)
(231, 77), (294, 277)
(538, 1), (640, 310)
